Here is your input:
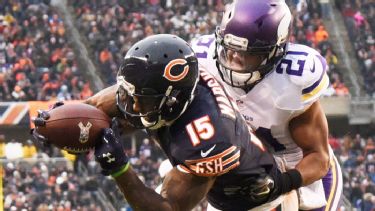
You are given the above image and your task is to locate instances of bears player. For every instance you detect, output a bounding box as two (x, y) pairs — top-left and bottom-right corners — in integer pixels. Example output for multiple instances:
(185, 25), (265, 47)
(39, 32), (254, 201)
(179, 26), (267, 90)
(33, 34), (301, 210)
(96, 34), (302, 210)
(191, 0), (343, 210)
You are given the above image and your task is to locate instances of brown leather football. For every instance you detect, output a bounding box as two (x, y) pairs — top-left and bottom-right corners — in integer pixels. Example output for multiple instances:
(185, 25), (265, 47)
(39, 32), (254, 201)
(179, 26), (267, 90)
(36, 103), (111, 153)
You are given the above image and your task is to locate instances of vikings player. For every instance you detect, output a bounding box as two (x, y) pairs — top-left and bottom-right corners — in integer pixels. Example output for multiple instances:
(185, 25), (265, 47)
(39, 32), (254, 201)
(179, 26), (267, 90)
(191, 0), (343, 210)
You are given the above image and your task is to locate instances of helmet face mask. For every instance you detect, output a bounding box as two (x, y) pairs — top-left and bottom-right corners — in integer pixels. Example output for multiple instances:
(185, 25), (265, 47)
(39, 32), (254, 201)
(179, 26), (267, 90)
(116, 78), (166, 128)
(216, 38), (267, 74)
(214, 0), (292, 89)
(116, 34), (199, 129)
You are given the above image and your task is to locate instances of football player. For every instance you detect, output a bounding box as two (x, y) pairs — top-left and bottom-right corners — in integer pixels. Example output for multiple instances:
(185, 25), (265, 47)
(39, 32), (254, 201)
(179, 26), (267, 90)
(33, 34), (300, 210)
(190, 0), (343, 210)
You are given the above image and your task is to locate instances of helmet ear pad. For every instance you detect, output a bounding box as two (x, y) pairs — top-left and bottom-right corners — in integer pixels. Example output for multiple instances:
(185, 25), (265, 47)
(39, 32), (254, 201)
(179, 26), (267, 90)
(159, 88), (192, 122)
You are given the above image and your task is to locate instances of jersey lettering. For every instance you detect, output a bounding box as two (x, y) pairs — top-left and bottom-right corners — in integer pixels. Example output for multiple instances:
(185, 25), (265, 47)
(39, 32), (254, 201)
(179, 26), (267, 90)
(184, 146), (240, 176)
(194, 37), (215, 58)
(196, 158), (223, 174)
(201, 70), (236, 119)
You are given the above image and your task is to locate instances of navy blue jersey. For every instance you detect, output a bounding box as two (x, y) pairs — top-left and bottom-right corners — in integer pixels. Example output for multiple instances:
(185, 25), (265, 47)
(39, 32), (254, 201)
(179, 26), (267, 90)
(148, 70), (282, 210)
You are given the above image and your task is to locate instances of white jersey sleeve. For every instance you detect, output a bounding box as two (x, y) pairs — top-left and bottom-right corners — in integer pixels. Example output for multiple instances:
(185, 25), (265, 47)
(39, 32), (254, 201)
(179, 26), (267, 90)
(191, 34), (220, 78)
(280, 43), (330, 108)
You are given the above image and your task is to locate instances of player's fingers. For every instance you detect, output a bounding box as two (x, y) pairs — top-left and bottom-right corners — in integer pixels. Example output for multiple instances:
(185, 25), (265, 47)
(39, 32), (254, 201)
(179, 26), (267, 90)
(103, 128), (116, 143)
(37, 110), (50, 120)
(30, 128), (49, 147)
(110, 118), (121, 138)
(95, 128), (113, 148)
(33, 117), (47, 126)
(52, 101), (64, 109)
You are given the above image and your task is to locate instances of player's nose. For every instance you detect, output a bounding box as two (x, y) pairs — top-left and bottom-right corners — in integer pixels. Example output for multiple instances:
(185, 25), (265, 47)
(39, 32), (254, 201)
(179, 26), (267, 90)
(133, 97), (141, 113)
(227, 49), (244, 65)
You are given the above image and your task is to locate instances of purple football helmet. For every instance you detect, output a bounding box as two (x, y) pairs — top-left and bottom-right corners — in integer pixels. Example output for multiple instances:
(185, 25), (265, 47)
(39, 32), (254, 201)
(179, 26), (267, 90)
(215, 0), (292, 89)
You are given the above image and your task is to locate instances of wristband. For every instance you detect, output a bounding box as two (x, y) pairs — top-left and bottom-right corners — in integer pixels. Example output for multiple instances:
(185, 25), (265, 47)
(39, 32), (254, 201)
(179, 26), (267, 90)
(111, 163), (130, 178)
(280, 169), (303, 194)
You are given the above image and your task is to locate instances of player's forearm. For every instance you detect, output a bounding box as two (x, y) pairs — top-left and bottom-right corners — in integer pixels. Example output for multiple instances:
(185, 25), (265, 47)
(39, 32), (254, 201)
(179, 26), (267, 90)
(84, 85), (120, 118)
(295, 151), (330, 185)
(289, 101), (330, 185)
(114, 166), (175, 211)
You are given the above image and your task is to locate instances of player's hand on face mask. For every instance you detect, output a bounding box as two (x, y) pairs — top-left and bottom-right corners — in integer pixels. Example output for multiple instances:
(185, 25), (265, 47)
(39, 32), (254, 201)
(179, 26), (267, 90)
(95, 119), (129, 176)
(30, 101), (65, 147)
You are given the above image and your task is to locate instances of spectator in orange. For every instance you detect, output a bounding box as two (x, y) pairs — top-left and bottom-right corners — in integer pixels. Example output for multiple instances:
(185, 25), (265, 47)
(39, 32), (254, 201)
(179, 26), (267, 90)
(144, 24), (154, 36)
(364, 137), (375, 157)
(57, 22), (65, 36)
(80, 82), (93, 100)
(334, 82), (349, 96)
(99, 47), (112, 64)
(314, 25), (329, 44)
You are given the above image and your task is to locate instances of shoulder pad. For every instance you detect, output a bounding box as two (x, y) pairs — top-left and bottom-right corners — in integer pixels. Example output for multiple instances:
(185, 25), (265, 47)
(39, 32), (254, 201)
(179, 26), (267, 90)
(276, 44), (330, 105)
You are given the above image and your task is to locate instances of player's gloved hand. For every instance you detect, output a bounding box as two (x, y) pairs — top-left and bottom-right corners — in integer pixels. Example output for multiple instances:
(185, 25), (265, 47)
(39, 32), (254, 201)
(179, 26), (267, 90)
(95, 127), (129, 177)
(241, 176), (275, 203)
(30, 101), (65, 147)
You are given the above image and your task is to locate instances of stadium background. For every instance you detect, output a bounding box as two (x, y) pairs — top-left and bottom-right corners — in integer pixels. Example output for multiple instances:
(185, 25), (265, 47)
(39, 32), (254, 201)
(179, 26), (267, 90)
(0, 0), (374, 210)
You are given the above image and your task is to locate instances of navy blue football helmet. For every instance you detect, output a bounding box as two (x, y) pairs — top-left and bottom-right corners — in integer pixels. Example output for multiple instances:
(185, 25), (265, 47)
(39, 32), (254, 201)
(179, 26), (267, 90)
(116, 34), (199, 129)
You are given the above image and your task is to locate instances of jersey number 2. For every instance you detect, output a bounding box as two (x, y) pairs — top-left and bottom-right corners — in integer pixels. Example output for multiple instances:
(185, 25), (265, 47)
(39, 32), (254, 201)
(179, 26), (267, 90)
(194, 37), (215, 59)
(186, 115), (215, 146)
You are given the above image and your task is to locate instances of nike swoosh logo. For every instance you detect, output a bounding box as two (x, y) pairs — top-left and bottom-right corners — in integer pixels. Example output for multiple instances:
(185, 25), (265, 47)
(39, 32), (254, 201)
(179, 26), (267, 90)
(201, 144), (216, 157)
(310, 60), (315, 73)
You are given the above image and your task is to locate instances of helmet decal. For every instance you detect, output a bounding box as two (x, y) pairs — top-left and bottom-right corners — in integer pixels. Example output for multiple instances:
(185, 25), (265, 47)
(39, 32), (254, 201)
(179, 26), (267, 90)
(277, 4), (292, 45)
(163, 59), (189, 82)
(220, 2), (236, 30)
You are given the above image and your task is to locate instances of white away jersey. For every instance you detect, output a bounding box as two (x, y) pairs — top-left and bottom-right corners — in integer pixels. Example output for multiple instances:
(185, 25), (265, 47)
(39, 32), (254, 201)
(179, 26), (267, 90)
(191, 34), (330, 167)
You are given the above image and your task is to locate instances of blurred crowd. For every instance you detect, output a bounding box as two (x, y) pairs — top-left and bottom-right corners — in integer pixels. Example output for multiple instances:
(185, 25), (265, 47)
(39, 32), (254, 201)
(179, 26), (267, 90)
(72, 0), (350, 96)
(0, 0), (92, 102)
(0, 0), (352, 102)
(3, 161), (105, 211)
(330, 133), (375, 211)
(0, 134), (103, 211)
(3, 129), (375, 210)
(0, 133), (161, 211)
(335, 0), (375, 97)
(69, 0), (225, 85)
(287, 0), (350, 96)
(1, 0), (373, 210)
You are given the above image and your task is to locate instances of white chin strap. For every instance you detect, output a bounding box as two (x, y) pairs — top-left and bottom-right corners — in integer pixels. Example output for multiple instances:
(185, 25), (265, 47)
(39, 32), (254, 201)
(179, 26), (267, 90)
(141, 100), (191, 130)
(222, 68), (262, 87)
(141, 116), (165, 130)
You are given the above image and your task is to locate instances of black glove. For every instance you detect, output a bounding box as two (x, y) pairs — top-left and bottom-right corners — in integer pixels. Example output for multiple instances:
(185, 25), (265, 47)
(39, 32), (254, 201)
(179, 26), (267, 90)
(95, 127), (129, 176)
(239, 176), (275, 203)
(30, 101), (64, 147)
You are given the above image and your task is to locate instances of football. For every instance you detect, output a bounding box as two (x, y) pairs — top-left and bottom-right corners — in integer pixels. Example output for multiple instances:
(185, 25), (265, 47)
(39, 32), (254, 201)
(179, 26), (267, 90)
(36, 103), (111, 153)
